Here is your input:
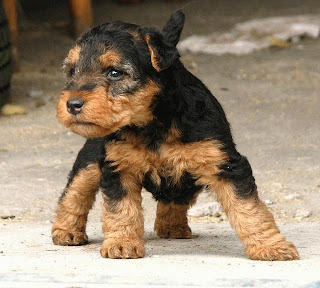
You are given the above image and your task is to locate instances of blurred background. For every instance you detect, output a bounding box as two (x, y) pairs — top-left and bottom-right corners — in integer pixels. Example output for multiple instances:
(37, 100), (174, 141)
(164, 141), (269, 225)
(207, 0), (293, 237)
(0, 0), (319, 224)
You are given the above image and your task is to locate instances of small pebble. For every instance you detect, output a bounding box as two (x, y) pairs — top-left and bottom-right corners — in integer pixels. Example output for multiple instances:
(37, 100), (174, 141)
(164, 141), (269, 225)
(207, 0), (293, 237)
(188, 202), (222, 217)
(0, 215), (15, 220)
(270, 37), (289, 48)
(291, 35), (301, 43)
(34, 98), (46, 108)
(1, 104), (27, 116)
(295, 209), (311, 220)
(284, 193), (301, 201)
(27, 90), (43, 98)
(264, 199), (274, 205)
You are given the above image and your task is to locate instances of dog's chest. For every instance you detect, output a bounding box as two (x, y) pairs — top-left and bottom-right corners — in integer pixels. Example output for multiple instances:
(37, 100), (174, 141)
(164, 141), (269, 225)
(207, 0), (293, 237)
(142, 169), (202, 205)
(104, 132), (229, 204)
(106, 139), (203, 204)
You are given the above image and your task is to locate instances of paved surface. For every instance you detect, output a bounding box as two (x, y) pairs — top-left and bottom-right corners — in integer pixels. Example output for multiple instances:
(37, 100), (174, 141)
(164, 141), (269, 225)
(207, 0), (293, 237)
(1, 221), (320, 287)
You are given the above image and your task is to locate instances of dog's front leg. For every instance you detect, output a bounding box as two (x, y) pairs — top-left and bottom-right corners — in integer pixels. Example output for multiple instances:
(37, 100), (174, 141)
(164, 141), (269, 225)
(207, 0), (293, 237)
(100, 193), (145, 259)
(100, 162), (145, 259)
(52, 163), (101, 246)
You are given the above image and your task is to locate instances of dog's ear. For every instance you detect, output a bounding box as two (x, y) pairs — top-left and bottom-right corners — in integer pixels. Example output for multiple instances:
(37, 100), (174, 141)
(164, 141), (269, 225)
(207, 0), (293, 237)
(162, 9), (185, 47)
(142, 10), (185, 72)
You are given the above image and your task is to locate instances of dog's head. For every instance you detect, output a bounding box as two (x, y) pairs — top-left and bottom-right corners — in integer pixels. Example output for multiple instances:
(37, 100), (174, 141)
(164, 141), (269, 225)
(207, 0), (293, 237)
(57, 10), (185, 138)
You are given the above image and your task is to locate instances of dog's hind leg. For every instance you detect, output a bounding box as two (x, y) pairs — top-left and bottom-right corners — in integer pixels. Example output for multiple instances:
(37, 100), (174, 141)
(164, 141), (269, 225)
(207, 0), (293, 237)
(52, 139), (103, 246)
(163, 140), (299, 260)
(196, 150), (300, 261)
(212, 179), (299, 261)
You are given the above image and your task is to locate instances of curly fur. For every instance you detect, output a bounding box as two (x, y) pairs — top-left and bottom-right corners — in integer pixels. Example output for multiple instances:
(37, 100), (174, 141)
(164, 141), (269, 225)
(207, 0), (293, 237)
(52, 10), (299, 261)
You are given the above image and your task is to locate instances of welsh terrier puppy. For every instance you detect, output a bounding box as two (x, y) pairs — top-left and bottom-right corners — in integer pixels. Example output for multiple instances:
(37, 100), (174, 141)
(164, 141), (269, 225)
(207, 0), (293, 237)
(52, 10), (299, 260)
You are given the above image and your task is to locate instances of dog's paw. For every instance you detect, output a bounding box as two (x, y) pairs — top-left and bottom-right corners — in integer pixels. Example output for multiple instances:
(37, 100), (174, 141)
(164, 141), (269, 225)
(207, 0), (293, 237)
(100, 238), (145, 259)
(52, 229), (88, 246)
(156, 224), (192, 239)
(246, 240), (299, 261)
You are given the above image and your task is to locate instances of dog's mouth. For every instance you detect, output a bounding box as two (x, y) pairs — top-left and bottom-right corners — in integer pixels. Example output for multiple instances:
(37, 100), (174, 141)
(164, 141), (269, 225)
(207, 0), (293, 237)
(69, 121), (102, 131)
(72, 121), (97, 126)
(68, 120), (110, 138)
(68, 116), (98, 127)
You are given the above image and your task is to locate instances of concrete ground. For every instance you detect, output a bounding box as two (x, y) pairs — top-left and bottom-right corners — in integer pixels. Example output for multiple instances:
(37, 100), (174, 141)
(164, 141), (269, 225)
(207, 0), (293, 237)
(1, 221), (320, 288)
(0, 0), (320, 287)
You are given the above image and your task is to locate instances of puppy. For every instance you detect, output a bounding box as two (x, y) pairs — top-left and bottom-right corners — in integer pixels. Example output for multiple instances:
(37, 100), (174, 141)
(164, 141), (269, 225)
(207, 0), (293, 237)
(52, 10), (299, 260)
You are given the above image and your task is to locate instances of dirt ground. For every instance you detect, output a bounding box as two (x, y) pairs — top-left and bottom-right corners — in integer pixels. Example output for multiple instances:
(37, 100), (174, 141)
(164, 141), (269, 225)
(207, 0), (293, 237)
(0, 0), (320, 286)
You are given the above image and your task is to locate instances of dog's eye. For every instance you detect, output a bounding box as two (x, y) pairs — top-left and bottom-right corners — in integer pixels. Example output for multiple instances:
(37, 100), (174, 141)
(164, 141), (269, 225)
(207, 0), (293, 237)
(106, 69), (124, 80)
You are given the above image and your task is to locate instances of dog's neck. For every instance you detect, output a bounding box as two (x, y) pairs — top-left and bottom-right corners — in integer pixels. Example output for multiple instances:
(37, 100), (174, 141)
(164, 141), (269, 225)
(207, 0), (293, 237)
(156, 60), (236, 149)
(111, 61), (186, 150)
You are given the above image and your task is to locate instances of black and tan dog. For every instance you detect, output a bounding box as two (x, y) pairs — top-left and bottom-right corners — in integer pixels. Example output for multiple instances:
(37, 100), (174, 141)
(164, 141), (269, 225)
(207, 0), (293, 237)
(52, 10), (299, 260)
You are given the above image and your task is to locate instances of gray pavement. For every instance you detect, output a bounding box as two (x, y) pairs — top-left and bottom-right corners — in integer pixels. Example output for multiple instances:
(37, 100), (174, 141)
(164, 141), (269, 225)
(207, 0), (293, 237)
(1, 221), (320, 287)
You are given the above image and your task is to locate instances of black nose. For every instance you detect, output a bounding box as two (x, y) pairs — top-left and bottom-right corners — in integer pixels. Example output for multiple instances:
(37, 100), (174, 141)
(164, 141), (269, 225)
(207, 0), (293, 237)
(67, 99), (83, 115)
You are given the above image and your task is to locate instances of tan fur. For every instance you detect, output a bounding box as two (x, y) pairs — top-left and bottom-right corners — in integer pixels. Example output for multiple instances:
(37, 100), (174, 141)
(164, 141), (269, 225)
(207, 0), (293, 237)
(52, 120), (298, 260)
(101, 189), (145, 259)
(55, 18), (299, 261)
(105, 134), (227, 187)
(126, 30), (144, 42)
(104, 132), (299, 260)
(155, 195), (199, 239)
(165, 125), (181, 143)
(101, 135), (225, 256)
(145, 35), (162, 72)
(65, 45), (81, 65)
(211, 180), (299, 260)
(52, 164), (101, 246)
(99, 50), (121, 69)
(57, 81), (160, 138)
(101, 132), (146, 258)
